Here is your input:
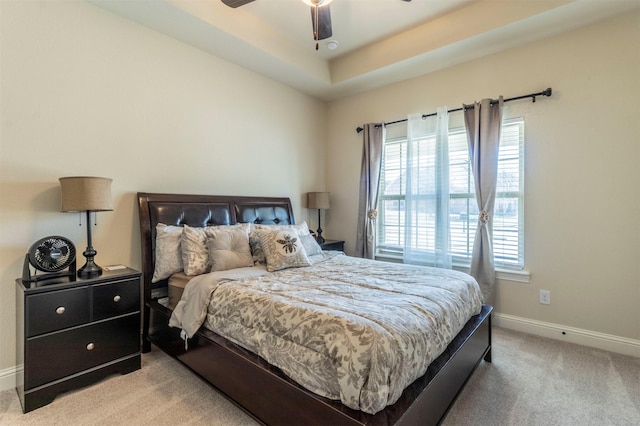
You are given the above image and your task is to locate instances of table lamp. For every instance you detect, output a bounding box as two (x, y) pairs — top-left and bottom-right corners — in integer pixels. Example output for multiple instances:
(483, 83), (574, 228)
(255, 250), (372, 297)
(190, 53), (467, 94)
(307, 192), (330, 244)
(59, 176), (113, 278)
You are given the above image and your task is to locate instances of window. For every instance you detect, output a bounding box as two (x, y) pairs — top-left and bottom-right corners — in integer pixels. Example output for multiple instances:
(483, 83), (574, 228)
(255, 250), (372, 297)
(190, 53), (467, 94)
(377, 118), (524, 270)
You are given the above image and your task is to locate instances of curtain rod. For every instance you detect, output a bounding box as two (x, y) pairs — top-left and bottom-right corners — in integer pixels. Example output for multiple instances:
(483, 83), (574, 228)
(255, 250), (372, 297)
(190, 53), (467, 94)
(355, 87), (552, 133)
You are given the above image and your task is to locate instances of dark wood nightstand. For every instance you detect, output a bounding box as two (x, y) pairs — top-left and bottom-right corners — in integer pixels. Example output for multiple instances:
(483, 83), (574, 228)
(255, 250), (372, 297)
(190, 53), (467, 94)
(320, 239), (345, 251)
(16, 267), (142, 413)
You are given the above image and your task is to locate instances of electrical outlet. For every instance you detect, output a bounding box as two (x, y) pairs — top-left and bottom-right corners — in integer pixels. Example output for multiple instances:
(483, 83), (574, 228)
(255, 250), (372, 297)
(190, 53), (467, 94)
(539, 290), (551, 305)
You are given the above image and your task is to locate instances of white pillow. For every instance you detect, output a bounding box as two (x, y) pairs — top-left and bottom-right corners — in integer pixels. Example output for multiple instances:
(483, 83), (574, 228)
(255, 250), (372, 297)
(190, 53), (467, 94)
(299, 232), (322, 256)
(207, 227), (253, 272)
(251, 222), (320, 263)
(152, 223), (184, 282)
(254, 227), (311, 272)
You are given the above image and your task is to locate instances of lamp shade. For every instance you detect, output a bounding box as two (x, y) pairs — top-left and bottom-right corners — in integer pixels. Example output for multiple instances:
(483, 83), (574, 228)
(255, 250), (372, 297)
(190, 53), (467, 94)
(59, 176), (113, 212)
(308, 192), (330, 210)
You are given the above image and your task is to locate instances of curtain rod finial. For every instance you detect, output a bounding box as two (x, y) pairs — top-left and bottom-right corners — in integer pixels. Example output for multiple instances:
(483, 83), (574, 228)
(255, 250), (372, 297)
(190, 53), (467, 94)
(356, 126), (363, 133)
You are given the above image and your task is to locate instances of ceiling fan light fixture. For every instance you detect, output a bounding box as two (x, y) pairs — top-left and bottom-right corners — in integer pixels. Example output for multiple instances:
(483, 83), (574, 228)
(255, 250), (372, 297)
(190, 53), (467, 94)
(302, 0), (333, 7)
(223, 0), (410, 52)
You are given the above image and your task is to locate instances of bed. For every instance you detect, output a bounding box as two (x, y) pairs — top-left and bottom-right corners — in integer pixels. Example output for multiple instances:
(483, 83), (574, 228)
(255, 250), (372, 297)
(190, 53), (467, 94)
(137, 192), (492, 425)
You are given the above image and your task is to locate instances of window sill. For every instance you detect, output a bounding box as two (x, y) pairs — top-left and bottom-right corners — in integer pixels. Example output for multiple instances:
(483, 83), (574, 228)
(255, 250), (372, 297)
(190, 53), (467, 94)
(494, 268), (530, 283)
(375, 254), (531, 283)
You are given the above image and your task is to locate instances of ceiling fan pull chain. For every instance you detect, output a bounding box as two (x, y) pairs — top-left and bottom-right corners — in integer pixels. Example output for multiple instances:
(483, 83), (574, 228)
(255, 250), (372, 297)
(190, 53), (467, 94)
(314, 4), (319, 50)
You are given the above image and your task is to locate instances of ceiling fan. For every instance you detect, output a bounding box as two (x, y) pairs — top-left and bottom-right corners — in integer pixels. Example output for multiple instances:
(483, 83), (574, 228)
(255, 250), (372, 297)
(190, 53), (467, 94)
(221, 0), (412, 50)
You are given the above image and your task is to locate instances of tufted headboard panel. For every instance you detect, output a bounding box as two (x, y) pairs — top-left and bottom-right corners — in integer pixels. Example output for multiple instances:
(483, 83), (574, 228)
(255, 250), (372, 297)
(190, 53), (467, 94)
(137, 193), (294, 298)
(150, 203), (234, 228)
(235, 203), (293, 225)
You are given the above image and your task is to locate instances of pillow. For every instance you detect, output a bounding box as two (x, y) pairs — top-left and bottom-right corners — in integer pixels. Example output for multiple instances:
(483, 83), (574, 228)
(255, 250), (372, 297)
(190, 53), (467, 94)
(152, 223), (184, 282)
(248, 224), (265, 265)
(181, 223), (249, 276)
(299, 232), (322, 256)
(251, 222), (320, 263)
(181, 225), (211, 276)
(207, 227), (253, 272)
(254, 227), (311, 272)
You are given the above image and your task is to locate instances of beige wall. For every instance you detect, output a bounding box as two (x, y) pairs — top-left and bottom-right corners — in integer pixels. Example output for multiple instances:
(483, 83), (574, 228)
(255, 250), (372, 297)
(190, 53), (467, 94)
(0, 1), (326, 373)
(327, 12), (640, 341)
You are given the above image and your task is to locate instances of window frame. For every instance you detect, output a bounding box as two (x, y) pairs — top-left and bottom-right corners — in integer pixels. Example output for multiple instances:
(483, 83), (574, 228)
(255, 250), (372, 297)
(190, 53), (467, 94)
(376, 117), (525, 271)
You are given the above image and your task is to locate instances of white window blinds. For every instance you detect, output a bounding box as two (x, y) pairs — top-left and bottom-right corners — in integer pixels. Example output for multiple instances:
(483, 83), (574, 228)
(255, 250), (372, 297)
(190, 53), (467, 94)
(377, 117), (525, 270)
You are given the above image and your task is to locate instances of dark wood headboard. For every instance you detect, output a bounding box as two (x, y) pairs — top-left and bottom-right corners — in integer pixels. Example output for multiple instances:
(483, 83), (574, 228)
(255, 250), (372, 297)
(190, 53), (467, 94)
(136, 192), (294, 299)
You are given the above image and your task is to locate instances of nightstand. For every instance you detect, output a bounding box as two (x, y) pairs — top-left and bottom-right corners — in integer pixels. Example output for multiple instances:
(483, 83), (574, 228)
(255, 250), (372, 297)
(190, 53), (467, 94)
(320, 239), (345, 251)
(16, 267), (142, 413)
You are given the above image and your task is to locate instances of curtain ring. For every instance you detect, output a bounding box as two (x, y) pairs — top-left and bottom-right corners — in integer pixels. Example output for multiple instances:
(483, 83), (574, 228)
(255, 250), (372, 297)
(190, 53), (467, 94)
(368, 209), (378, 220)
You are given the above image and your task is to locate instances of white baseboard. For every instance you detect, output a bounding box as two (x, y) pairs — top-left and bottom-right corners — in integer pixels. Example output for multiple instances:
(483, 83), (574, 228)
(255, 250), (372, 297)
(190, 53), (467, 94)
(0, 365), (19, 392)
(494, 312), (640, 358)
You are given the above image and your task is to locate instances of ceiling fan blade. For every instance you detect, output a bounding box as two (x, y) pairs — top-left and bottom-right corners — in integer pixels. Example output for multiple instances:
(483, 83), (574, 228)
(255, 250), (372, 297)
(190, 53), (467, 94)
(221, 0), (255, 8)
(310, 4), (332, 41)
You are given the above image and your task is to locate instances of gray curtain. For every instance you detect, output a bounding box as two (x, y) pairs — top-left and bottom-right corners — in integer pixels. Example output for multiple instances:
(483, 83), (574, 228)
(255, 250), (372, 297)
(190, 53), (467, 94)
(355, 123), (384, 259)
(464, 97), (503, 303)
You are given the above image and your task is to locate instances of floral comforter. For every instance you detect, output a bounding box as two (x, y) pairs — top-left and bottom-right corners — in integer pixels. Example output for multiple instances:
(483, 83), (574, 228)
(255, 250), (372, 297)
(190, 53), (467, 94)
(170, 252), (483, 414)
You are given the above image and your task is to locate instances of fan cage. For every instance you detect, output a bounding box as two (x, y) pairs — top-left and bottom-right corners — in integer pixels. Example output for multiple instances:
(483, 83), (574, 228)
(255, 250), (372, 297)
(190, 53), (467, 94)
(29, 237), (76, 273)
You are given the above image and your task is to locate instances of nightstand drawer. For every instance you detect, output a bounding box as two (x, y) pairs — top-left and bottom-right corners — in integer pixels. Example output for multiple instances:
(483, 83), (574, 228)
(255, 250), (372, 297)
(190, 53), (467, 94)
(25, 313), (140, 389)
(26, 287), (89, 337)
(92, 278), (140, 321)
(320, 240), (344, 251)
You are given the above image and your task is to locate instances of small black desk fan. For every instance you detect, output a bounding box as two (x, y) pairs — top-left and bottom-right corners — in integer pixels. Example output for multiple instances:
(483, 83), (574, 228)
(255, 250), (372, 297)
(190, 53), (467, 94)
(23, 236), (76, 284)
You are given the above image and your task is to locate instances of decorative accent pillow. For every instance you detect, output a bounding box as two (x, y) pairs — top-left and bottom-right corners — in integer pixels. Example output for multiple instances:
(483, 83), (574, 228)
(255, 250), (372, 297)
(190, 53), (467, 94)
(181, 225), (211, 276)
(248, 224), (265, 265)
(181, 223), (248, 276)
(251, 222), (320, 263)
(254, 228), (311, 272)
(206, 227), (253, 272)
(152, 223), (184, 282)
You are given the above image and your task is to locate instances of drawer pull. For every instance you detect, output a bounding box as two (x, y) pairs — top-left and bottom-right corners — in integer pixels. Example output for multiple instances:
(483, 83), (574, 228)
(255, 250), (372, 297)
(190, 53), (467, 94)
(56, 306), (65, 315)
(113, 295), (121, 303)
(86, 343), (95, 351)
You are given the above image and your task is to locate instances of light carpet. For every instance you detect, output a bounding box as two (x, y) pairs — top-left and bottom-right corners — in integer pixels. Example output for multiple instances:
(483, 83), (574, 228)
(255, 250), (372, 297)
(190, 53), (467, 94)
(1, 327), (638, 425)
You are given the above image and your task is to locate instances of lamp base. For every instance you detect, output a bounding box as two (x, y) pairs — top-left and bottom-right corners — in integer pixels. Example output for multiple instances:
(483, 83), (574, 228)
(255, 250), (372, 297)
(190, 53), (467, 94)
(78, 260), (102, 278)
(78, 246), (102, 278)
(316, 208), (325, 244)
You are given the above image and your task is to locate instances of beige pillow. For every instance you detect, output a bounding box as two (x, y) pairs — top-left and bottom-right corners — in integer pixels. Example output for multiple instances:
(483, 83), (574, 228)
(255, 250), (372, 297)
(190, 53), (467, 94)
(181, 223), (248, 276)
(207, 227), (253, 272)
(152, 223), (183, 282)
(254, 227), (311, 272)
